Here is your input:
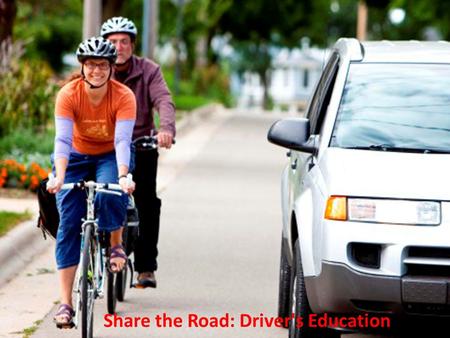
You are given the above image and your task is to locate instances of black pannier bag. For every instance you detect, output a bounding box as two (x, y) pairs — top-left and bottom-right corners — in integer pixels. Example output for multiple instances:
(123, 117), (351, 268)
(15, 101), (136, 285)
(36, 178), (59, 239)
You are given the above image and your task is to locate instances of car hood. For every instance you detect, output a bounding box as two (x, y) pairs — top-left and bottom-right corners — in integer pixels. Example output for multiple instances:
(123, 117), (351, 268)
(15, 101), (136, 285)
(319, 148), (450, 200)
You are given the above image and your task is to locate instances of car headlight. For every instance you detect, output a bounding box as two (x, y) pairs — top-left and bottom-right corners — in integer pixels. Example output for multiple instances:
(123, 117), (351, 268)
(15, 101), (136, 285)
(325, 197), (441, 225)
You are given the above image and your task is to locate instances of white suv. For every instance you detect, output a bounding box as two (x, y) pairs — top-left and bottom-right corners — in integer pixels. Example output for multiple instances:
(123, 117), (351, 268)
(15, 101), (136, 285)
(268, 38), (450, 337)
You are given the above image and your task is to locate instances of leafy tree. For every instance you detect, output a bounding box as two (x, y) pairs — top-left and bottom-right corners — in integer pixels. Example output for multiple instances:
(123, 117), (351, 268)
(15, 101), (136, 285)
(102, 0), (125, 22)
(14, 0), (82, 72)
(0, 0), (17, 44)
(181, 0), (232, 69)
(389, 0), (450, 40)
(217, 0), (326, 108)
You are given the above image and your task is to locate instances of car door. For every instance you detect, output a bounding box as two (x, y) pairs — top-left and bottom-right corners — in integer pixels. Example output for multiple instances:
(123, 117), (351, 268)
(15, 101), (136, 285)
(291, 52), (340, 277)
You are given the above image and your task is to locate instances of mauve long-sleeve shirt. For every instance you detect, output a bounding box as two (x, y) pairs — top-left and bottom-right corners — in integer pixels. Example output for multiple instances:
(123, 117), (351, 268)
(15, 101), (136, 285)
(113, 55), (176, 139)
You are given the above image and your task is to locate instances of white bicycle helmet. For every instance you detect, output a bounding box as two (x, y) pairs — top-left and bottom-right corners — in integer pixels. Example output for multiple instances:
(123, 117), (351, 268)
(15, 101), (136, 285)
(101, 17), (138, 39)
(76, 36), (117, 63)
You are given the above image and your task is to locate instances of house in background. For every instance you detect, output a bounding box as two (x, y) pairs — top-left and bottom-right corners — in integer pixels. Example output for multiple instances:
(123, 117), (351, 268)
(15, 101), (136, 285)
(233, 41), (328, 112)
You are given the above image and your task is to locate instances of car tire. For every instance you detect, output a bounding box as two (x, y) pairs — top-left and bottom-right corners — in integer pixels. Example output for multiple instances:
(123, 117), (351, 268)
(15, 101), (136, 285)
(278, 236), (292, 324)
(289, 239), (312, 338)
(289, 239), (340, 338)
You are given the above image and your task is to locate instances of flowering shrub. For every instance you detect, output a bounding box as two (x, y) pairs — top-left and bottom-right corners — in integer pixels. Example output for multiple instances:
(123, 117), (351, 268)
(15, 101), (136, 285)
(0, 159), (50, 192)
(0, 39), (57, 138)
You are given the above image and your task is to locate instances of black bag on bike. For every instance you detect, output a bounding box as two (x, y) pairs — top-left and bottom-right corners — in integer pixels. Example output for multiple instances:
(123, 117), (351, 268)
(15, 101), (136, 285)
(36, 178), (60, 239)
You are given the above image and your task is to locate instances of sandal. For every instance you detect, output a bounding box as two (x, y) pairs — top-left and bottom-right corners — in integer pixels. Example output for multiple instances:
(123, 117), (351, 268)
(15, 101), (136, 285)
(110, 244), (127, 273)
(53, 304), (75, 329)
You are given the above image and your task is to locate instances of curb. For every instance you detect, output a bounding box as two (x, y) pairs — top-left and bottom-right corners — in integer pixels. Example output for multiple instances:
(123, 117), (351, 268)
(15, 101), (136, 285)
(0, 103), (222, 289)
(0, 216), (47, 287)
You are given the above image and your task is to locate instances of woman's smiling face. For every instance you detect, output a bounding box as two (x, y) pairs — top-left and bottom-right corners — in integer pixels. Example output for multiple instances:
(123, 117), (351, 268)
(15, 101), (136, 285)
(83, 58), (111, 87)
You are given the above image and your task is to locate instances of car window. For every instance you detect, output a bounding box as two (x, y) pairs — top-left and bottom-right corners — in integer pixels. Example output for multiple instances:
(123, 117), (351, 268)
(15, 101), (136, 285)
(330, 63), (450, 153)
(307, 52), (340, 135)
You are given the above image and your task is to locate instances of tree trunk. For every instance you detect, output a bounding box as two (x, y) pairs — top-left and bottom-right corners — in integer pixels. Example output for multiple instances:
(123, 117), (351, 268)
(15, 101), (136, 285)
(260, 70), (271, 110)
(0, 0), (17, 44)
(195, 36), (208, 68)
(102, 0), (124, 22)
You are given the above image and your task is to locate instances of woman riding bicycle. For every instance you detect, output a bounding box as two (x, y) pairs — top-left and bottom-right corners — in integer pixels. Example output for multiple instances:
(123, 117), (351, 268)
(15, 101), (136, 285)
(47, 36), (136, 328)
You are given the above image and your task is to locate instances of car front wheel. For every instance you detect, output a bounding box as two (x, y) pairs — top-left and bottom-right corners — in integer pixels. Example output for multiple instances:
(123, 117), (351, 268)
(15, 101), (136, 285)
(289, 239), (312, 338)
(278, 236), (292, 324)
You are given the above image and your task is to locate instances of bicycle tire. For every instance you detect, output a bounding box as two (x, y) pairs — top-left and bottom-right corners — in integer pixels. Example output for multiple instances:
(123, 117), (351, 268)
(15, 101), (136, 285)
(115, 263), (128, 302)
(106, 269), (117, 314)
(116, 225), (131, 302)
(81, 223), (95, 338)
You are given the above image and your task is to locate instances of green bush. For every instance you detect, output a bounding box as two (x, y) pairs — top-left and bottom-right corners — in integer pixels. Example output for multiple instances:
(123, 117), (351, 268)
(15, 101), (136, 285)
(174, 95), (212, 111)
(0, 128), (54, 164)
(192, 65), (233, 107)
(0, 57), (57, 138)
(162, 64), (233, 109)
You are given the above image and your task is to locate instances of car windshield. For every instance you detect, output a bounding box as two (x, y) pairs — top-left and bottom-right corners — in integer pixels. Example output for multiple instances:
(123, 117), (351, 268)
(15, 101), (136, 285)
(330, 63), (450, 153)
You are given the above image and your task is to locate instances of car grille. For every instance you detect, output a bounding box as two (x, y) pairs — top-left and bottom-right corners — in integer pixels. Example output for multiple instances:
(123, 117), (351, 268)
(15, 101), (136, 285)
(404, 246), (450, 277)
(402, 246), (450, 314)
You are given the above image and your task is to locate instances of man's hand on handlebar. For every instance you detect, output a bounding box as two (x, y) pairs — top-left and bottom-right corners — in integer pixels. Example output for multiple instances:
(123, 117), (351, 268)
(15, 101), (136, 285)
(157, 131), (173, 149)
(46, 173), (63, 194)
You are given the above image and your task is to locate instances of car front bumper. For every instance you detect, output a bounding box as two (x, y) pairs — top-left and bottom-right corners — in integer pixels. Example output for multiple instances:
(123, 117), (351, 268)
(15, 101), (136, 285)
(306, 261), (450, 317)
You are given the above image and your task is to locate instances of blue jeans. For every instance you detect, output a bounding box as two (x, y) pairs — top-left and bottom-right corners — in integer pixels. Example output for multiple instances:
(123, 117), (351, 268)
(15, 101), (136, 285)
(52, 151), (128, 269)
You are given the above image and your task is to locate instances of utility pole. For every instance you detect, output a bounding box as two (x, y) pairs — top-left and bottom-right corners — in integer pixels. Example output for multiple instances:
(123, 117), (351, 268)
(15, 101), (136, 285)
(357, 0), (368, 41)
(142, 0), (159, 59)
(83, 0), (102, 40)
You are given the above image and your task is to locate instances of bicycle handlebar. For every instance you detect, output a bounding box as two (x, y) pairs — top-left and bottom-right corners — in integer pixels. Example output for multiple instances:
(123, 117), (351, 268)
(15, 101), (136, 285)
(133, 135), (176, 150)
(48, 173), (127, 196)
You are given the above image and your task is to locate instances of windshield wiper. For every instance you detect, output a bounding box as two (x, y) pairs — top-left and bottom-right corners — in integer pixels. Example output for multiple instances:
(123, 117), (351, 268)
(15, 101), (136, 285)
(343, 145), (450, 154)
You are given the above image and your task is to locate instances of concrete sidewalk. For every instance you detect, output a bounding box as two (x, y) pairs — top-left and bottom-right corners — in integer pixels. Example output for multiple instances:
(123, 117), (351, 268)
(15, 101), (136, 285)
(0, 104), (234, 337)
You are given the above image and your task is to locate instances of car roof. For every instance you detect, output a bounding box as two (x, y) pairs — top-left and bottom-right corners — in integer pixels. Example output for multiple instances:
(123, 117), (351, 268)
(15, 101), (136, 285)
(334, 38), (450, 63)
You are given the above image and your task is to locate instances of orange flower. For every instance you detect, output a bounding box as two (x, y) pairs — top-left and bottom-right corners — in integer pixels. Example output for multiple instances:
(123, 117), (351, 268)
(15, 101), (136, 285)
(38, 168), (48, 180)
(0, 177), (5, 187)
(29, 175), (40, 191)
(20, 174), (28, 183)
(3, 159), (15, 166)
(30, 162), (40, 171)
(0, 167), (7, 178)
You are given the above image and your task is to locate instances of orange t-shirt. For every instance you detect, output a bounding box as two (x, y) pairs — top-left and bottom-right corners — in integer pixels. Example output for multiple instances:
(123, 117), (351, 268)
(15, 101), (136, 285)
(55, 78), (136, 155)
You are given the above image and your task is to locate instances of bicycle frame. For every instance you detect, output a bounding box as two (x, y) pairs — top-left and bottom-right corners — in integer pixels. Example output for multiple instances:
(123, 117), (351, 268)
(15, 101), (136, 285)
(58, 181), (123, 336)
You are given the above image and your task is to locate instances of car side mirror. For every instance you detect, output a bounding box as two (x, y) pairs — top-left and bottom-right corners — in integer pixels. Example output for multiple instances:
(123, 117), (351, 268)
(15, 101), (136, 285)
(267, 118), (316, 153)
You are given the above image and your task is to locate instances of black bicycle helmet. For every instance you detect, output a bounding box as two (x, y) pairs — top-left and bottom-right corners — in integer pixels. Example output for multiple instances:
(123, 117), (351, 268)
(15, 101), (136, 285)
(101, 17), (138, 39)
(76, 36), (117, 64)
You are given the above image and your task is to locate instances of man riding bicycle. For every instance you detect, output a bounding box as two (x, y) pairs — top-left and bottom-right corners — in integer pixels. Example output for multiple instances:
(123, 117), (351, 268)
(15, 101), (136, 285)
(47, 36), (136, 328)
(101, 16), (176, 288)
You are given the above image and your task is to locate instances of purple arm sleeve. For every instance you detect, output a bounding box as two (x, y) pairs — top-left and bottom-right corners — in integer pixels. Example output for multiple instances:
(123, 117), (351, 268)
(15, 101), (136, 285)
(115, 120), (135, 168)
(54, 117), (74, 160)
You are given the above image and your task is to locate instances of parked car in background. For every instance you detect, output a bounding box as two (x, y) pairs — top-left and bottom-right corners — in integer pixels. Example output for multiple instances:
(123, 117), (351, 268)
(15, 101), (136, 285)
(268, 38), (450, 338)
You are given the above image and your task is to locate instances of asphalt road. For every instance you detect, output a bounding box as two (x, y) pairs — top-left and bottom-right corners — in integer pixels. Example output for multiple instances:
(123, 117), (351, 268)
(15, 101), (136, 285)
(32, 112), (289, 338)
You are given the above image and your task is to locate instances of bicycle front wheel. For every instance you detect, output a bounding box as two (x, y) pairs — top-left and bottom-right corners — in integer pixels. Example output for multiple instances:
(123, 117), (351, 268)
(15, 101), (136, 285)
(81, 223), (95, 338)
(116, 225), (131, 302)
(106, 269), (117, 314)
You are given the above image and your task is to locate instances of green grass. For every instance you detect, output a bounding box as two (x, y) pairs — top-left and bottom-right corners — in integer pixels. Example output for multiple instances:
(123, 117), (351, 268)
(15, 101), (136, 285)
(22, 319), (43, 338)
(0, 211), (32, 237)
